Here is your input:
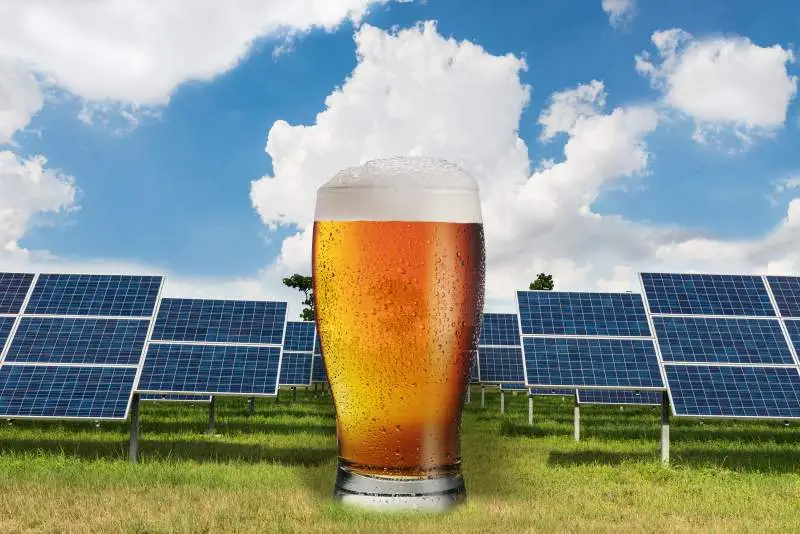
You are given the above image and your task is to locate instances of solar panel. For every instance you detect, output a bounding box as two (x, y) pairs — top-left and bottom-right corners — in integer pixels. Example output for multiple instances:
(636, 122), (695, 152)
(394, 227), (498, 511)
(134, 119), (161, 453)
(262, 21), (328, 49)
(279, 352), (313, 386)
(0, 316), (15, 348)
(500, 383), (527, 391)
(5, 317), (150, 365)
(766, 276), (800, 317)
(139, 393), (212, 403)
(311, 355), (327, 383)
(0, 365), (136, 419)
(664, 364), (800, 418)
(0, 273), (34, 314)
(283, 321), (316, 352)
(25, 274), (161, 317)
(469, 350), (480, 383)
(478, 346), (525, 383)
(652, 316), (794, 365)
(529, 388), (575, 396)
(151, 298), (286, 344)
(139, 343), (281, 396)
(523, 337), (663, 389)
(517, 291), (650, 336)
(577, 389), (661, 406)
(783, 320), (800, 353)
(314, 332), (322, 355)
(479, 313), (521, 345)
(640, 272), (773, 317)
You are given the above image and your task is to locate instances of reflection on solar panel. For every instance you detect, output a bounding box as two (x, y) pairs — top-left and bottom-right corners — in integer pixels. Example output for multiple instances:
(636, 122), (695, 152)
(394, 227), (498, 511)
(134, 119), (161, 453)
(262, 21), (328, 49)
(0, 273), (34, 314)
(139, 297), (287, 397)
(283, 321), (315, 352)
(766, 276), (800, 317)
(0, 273), (163, 420)
(577, 389), (661, 406)
(140, 393), (212, 403)
(311, 355), (327, 383)
(279, 352), (313, 386)
(640, 272), (773, 317)
(652, 316), (794, 365)
(151, 298), (285, 344)
(6, 317), (150, 365)
(0, 365), (136, 419)
(477, 313), (524, 384)
(26, 274), (161, 317)
(523, 337), (663, 389)
(517, 291), (650, 336)
(0, 316), (15, 348)
(664, 365), (800, 418)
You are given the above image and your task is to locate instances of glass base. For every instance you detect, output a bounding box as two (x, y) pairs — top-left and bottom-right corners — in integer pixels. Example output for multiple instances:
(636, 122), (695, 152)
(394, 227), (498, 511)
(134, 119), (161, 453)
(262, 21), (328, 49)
(333, 465), (466, 512)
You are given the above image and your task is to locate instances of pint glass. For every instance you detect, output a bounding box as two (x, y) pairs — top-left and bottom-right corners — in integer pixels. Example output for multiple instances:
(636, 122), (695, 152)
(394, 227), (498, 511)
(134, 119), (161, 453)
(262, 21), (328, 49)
(312, 156), (485, 511)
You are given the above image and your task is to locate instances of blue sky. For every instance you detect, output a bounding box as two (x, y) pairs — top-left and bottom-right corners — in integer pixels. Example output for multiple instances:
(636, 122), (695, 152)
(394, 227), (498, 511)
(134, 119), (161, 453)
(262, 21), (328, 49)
(2, 0), (800, 312)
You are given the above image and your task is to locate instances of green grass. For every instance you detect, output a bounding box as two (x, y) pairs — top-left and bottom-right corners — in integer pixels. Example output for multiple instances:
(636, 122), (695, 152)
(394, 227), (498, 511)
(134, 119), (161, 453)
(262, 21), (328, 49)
(0, 388), (799, 533)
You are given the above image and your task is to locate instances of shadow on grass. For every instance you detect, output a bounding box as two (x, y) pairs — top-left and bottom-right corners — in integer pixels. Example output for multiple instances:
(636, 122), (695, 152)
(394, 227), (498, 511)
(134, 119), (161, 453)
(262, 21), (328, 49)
(548, 450), (654, 466)
(139, 420), (336, 436)
(0, 437), (337, 466)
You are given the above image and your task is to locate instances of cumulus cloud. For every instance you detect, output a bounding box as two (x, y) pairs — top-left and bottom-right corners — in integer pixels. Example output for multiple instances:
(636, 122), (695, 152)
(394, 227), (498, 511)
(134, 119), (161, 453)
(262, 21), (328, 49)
(636, 29), (798, 149)
(0, 58), (43, 143)
(602, 0), (636, 28)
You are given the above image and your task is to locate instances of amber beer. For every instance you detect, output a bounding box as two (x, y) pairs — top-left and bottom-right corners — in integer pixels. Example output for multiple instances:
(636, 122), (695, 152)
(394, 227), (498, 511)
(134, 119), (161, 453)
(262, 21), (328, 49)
(313, 156), (485, 511)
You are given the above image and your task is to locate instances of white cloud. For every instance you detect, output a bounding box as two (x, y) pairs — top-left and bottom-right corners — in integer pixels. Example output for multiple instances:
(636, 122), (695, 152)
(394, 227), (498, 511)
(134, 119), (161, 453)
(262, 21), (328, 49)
(0, 0), (407, 106)
(0, 58), (43, 144)
(636, 29), (798, 149)
(602, 0), (636, 28)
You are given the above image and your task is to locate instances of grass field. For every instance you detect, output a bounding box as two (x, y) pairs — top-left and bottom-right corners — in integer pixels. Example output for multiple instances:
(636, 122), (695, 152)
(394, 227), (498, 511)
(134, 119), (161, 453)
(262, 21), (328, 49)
(0, 388), (798, 533)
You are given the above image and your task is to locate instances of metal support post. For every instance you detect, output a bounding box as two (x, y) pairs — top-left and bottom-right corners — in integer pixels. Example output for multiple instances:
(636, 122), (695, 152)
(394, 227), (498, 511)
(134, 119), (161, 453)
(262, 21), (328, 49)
(500, 390), (505, 415)
(129, 393), (140, 464)
(528, 395), (533, 426)
(661, 391), (670, 465)
(481, 386), (485, 408)
(207, 396), (217, 435)
(573, 397), (580, 443)
(292, 386), (297, 401)
(247, 397), (255, 416)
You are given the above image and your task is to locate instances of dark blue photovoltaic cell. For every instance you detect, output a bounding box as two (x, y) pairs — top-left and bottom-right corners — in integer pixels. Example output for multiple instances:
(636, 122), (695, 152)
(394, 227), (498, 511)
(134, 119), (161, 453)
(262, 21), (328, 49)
(577, 389), (662, 405)
(314, 332), (321, 355)
(516, 291), (651, 336)
(0, 272), (34, 314)
(652, 316), (793, 365)
(523, 337), (663, 388)
(152, 298), (286, 344)
(767, 276), (800, 318)
(478, 346), (525, 383)
(665, 365), (800, 418)
(479, 313), (520, 345)
(0, 365), (136, 419)
(140, 394), (212, 402)
(784, 320), (800, 354)
(25, 274), (161, 317)
(311, 355), (327, 382)
(279, 352), (313, 386)
(283, 321), (315, 352)
(6, 317), (149, 365)
(0, 316), (15, 348)
(139, 343), (281, 395)
(641, 273), (773, 317)
(529, 388), (575, 396)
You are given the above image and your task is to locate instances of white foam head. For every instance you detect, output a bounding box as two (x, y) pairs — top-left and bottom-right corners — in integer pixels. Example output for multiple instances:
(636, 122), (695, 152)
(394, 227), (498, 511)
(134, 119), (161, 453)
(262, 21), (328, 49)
(314, 156), (482, 223)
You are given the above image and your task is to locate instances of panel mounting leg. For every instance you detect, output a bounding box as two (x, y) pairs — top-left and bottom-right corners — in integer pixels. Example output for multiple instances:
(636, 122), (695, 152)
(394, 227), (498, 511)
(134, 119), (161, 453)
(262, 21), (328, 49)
(528, 395), (533, 426)
(129, 393), (140, 464)
(573, 397), (580, 443)
(207, 396), (217, 435)
(500, 390), (505, 415)
(292, 386), (297, 401)
(247, 397), (255, 417)
(661, 391), (670, 465)
(481, 386), (485, 409)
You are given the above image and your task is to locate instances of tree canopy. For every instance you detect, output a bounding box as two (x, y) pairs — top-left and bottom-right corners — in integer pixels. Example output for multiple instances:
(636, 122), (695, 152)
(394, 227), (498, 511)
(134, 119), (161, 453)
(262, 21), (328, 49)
(282, 274), (315, 321)
(529, 273), (554, 291)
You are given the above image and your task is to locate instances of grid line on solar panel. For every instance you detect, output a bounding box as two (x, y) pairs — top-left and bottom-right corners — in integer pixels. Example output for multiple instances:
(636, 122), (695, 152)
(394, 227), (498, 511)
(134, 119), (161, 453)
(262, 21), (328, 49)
(24, 274), (162, 317)
(311, 355), (327, 382)
(576, 389), (662, 405)
(0, 364), (136, 419)
(0, 273), (35, 314)
(766, 276), (800, 317)
(664, 364), (800, 418)
(516, 291), (652, 337)
(283, 321), (316, 352)
(5, 317), (150, 365)
(640, 272), (774, 317)
(279, 352), (313, 386)
(477, 346), (525, 383)
(138, 343), (281, 396)
(652, 316), (794, 365)
(523, 337), (664, 389)
(151, 298), (286, 345)
(479, 313), (520, 346)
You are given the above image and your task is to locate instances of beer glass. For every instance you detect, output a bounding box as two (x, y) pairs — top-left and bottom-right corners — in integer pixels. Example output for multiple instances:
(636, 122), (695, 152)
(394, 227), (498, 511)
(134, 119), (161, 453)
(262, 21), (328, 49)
(312, 156), (485, 511)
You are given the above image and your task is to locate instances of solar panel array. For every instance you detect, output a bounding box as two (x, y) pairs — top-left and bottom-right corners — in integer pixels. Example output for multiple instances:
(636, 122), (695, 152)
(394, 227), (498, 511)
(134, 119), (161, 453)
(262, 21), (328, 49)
(279, 321), (315, 387)
(138, 298), (287, 398)
(641, 273), (800, 419)
(476, 313), (525, 384)
(517, 291), (665, 393)
(0, 273), (162, 420)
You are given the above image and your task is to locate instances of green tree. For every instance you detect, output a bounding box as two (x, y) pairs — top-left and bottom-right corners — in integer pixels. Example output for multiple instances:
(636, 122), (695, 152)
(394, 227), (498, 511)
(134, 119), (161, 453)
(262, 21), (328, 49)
(282, 274), (315, 321)
(529, 273), (554, 291)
